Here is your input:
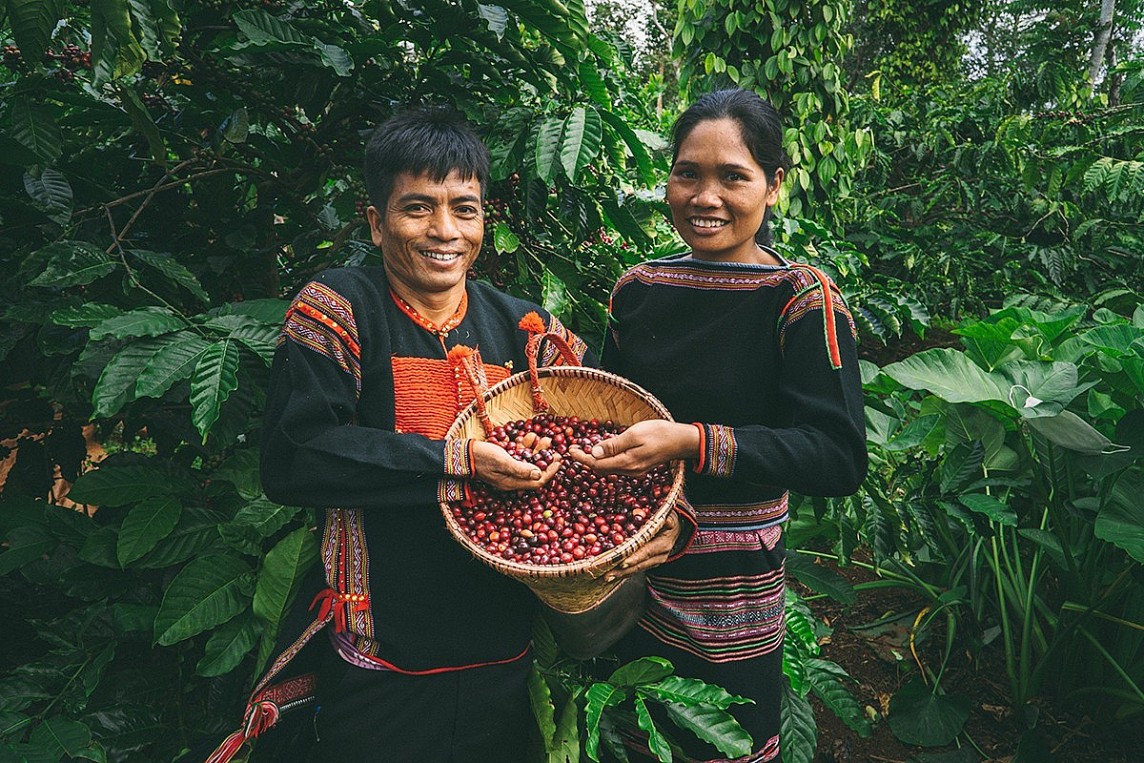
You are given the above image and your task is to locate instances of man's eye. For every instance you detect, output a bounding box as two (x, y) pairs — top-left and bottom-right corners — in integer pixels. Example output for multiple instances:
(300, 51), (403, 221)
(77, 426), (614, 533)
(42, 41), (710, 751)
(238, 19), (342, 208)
(456, 206), (479, 216)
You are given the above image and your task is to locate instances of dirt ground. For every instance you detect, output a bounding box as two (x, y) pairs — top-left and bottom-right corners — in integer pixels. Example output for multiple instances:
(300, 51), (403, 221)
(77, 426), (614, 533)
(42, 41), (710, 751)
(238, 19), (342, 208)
(800, 557), (1138, 763)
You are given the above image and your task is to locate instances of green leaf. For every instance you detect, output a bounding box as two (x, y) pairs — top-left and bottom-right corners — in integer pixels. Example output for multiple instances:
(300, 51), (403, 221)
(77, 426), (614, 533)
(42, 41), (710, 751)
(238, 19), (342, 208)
(29, 718), (92, 758)
(132, 250), (209, 302)
(6, 0), (61, 65)
(8, 98), (62, 163)
(116, 84), (167, 166)
(69, 463), (192, 506)
(634, 695), (671, 762)
(528, 664), (557, 750)
(197, 612), (258, 677)
(599, 109), (655, 185)
(477, 3), (508, 39)
(662, 701), (753, 757)
(315, 42), (354, 76)
(541, 267), (570, 317)
(89, 307), (186, 341)
(559, 107), (602, 182)
(494, 222), (521, 255)
(642, 675), (752, 710)
(578, 59), (609, 106)
(92, 337), (171, 418)
(584, 683), (627, 759)
(51, 304), (124, 328)
(552, 690), (581, 762)
(780, 684), (816, 763)
(1094, 468), (1144, 564)
(882, 348), (1010, 405)
(117, 496), (182, 567)
(887, 678), (969, 747)
(134, 507), (220, 569)
(1026, 410), (1124, 455)
(27, 241), (117, 288)
(786, 553), (856, 605)
(0, 525), (55, 576)
(535, 116), (564, 184)
(608, 656), (674, 687)
(23, 167), (73, 224)
(134, 331), (212, 400)
(957, 493), (1016, 526)
(806, 659), (871, 738)
(940, 441), (985, 495)
(229, 323), (278, 366)
(190, 339), (241, 441)
(91, 0), (147, 85)
(253, 527), (317, 634)
(212, 298), (289, 325)
(154, 554), (254, 645)
(228, 496), (301, 538)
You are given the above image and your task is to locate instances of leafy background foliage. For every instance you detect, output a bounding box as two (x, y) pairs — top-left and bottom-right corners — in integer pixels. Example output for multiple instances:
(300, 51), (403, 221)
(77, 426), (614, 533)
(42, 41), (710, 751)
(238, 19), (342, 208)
(2, 0), (1143, 761)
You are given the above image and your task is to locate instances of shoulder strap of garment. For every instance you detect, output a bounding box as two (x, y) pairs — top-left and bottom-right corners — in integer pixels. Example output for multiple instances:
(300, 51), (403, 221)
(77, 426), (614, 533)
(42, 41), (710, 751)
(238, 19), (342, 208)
(783, 262), (845, 371)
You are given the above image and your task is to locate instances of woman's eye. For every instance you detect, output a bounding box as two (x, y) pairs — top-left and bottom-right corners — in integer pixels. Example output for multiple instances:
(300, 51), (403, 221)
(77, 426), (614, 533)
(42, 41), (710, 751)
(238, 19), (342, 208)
(726, 172), (745, 182)
(673, 169), (696, 179)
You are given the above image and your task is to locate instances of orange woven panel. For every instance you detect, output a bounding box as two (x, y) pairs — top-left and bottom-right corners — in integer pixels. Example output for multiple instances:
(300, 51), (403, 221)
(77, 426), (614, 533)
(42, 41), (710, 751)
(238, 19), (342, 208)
(392, 357), (510, 439)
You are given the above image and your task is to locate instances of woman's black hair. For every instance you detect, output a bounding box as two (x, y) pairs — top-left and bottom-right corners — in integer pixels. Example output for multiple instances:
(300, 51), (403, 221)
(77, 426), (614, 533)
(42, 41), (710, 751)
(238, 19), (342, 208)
(671, 89), (791, 246)
(363, 106), (490, 212)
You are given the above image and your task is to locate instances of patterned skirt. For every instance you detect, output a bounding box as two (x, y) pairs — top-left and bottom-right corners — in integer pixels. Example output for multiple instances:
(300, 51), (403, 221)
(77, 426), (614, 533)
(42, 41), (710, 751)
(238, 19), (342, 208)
(612, 525), (786, 763)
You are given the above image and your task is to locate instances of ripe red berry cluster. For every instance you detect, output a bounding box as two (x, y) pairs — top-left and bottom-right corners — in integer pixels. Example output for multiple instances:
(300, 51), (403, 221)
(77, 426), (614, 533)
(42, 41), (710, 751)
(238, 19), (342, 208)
(47, 44), (92, 70)
(3, 45), (24, 70)
(449, 414), (673, 566)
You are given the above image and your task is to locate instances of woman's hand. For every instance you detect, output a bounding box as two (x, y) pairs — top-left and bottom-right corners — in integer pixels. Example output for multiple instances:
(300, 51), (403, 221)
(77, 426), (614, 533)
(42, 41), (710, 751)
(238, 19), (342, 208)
(605, 510), (682, 581)
(568, 420), (699, 477)
(470, 440), (561, 491)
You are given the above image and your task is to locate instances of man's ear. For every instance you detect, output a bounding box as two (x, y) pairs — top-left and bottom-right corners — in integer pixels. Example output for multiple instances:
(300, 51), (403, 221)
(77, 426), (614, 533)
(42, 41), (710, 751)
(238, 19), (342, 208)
(366, 205), (384, 248)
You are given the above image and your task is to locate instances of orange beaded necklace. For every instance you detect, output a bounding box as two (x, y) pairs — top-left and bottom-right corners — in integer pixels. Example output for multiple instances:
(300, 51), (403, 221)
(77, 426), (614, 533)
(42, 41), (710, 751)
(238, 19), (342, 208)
(389, 288), (468, 349)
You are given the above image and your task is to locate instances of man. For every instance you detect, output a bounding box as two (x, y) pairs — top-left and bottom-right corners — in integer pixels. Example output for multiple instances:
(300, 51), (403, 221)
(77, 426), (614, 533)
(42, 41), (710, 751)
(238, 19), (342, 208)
(209, 107), (588, 762)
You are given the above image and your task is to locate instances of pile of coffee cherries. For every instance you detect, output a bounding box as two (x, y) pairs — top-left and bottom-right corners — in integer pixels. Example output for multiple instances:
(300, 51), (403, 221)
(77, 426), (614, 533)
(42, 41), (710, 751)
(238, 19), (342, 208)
(449, 413), (673, 566)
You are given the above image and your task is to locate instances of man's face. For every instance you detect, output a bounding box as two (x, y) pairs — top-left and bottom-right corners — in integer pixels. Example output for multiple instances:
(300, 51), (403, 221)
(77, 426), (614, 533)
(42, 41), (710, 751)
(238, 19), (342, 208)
(367, 169), (483, 302)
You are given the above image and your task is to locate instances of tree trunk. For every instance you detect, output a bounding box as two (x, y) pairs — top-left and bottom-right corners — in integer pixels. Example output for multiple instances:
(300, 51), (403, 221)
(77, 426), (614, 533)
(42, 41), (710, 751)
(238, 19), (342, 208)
(1087, 0), (1116, 89)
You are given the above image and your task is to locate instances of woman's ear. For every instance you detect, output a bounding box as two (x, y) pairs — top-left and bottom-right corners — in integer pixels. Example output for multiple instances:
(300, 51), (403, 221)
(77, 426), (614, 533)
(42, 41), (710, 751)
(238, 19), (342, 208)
(765, 167), (785, 207)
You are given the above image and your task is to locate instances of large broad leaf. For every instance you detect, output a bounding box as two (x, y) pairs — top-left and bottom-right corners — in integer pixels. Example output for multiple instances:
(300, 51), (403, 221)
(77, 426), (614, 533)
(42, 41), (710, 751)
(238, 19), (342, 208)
(197, 612), (258, 677)
(493, 222), (521, 255)
(190, 339), (241, 441)
(584, 682), (626, 760)
(0, 525), (56, 576)
(633, 695), (670, 762)
(117, 496), (181, 567)
(940, 441), (985, 495)
(785, 553), (856, 605)
(887, 678), (970, 747)
(233, 8), (309, 44)
(252, 527), (317, 634)
(89, 307), (186, 341)
(535, 116), (565, 184)
(154, 554), (254, 645)
(27, 241), (117, 288)
(882, 348), (1010, 405)
(559, 107), (602, 182)
(551, 690), (581, 762)
(1026, 410), (1126, 455)
(28, 718), (91, 758)
(1004, 360), (1089, 417)
(23, 167), (73, 224)
(68, 463), (192, 506)
(806, 659), (871, 738)
(134, 332), (212, 400)
(954, 318), (1022, 371)
(528, 665), (557, 751)
(91, 337), (171, 417)
(227, 496), (301, 538)
(134, 507), (220, 569)
(6, 0), (61, 65)
(608, 656), (674, 687)
(91, 0), (147, 85)
(1094, 468), (1144, 564)
(51, 304), (124, 328)
(116, 83), (166, 166)
(661, 701), (753, 757)
(641, 675), (752, 710)
(1079, 324), (1144, 357)
(212, 298), (289, 325)
(229, 323), (279, 366)
(599, 109), (655, 186)
(780, 685), (816, 763)
(131, 250), (208, 302)
(957, 493), (1017, 526)
(541, 267), (570, 317)
(8, 98), (62, 163)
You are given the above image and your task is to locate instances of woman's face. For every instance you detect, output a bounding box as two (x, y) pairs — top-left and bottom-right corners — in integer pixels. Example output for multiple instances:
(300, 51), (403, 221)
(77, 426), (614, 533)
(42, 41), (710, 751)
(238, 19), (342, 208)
(666, 117), (783, 263)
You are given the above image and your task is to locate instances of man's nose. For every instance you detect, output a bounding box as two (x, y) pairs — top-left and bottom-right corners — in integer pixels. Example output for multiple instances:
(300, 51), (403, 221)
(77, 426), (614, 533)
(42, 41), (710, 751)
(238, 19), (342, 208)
(428, 209), (460, 240)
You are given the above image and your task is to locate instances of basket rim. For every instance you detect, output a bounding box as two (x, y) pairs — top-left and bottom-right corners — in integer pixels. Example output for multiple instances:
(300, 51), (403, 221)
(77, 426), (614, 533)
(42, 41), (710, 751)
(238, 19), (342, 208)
(440, 366), (685, 580)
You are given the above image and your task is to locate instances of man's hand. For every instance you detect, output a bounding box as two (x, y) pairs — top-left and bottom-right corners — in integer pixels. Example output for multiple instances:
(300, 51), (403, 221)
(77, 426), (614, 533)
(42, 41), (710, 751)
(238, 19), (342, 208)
(471, 439), (561, 491)
(605, 510), (681, 581)
(568, 420), (699, 477)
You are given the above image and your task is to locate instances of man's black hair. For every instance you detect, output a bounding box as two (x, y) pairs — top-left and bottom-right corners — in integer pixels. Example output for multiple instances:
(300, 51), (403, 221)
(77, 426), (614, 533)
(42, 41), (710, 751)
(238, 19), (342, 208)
(363, 106), (490, 212)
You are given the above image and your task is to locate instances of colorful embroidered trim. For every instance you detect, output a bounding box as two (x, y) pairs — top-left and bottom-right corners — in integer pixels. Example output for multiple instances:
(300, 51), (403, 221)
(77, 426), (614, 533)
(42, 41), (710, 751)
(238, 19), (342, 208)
(283, 282), (361, 391)
(438, 477), (468, 504)
(641, 567), (786, 663)
(777, 265), (856, 370)
(319, 508), (374, 641)
(443, 438), (474, 478)
(688, 525), (785, 555)
(390, 288), (468, 339)
(694, 423), (736, 478)
(613, 262), (791, 294)
(690, 495), (789, 531)
(540, 314), (589, 366)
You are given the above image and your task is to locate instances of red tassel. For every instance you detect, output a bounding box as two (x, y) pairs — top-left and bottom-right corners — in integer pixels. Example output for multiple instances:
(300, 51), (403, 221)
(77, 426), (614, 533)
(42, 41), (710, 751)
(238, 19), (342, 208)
(204, 730), (246, 763)
(309, 588), (368, 634)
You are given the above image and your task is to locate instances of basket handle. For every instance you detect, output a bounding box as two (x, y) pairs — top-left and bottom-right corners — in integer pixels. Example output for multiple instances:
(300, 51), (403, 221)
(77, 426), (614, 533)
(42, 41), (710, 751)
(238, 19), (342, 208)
(447, 345), (495, 437)
(525, 331), (582, 413)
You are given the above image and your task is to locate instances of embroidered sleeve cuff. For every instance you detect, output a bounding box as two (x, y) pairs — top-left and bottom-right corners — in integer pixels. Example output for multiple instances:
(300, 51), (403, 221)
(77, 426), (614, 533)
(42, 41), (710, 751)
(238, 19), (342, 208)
(667, 494), (698, 562)
(692, 423), (737, 478)
(438, 478), (473, 505)
(443, 438), (475, 478)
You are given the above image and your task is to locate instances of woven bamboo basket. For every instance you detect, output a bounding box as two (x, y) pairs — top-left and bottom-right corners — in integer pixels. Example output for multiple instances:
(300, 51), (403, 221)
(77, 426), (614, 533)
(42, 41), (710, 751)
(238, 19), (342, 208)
(440, 329), (686, 613)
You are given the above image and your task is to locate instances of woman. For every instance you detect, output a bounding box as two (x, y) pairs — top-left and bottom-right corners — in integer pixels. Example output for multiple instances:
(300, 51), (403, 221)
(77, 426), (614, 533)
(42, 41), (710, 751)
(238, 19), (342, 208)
(572, 89), (867, 762)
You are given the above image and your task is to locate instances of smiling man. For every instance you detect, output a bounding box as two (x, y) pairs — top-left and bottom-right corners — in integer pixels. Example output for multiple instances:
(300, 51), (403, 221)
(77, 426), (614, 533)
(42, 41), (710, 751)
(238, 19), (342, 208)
(217, 108), (590, 762)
